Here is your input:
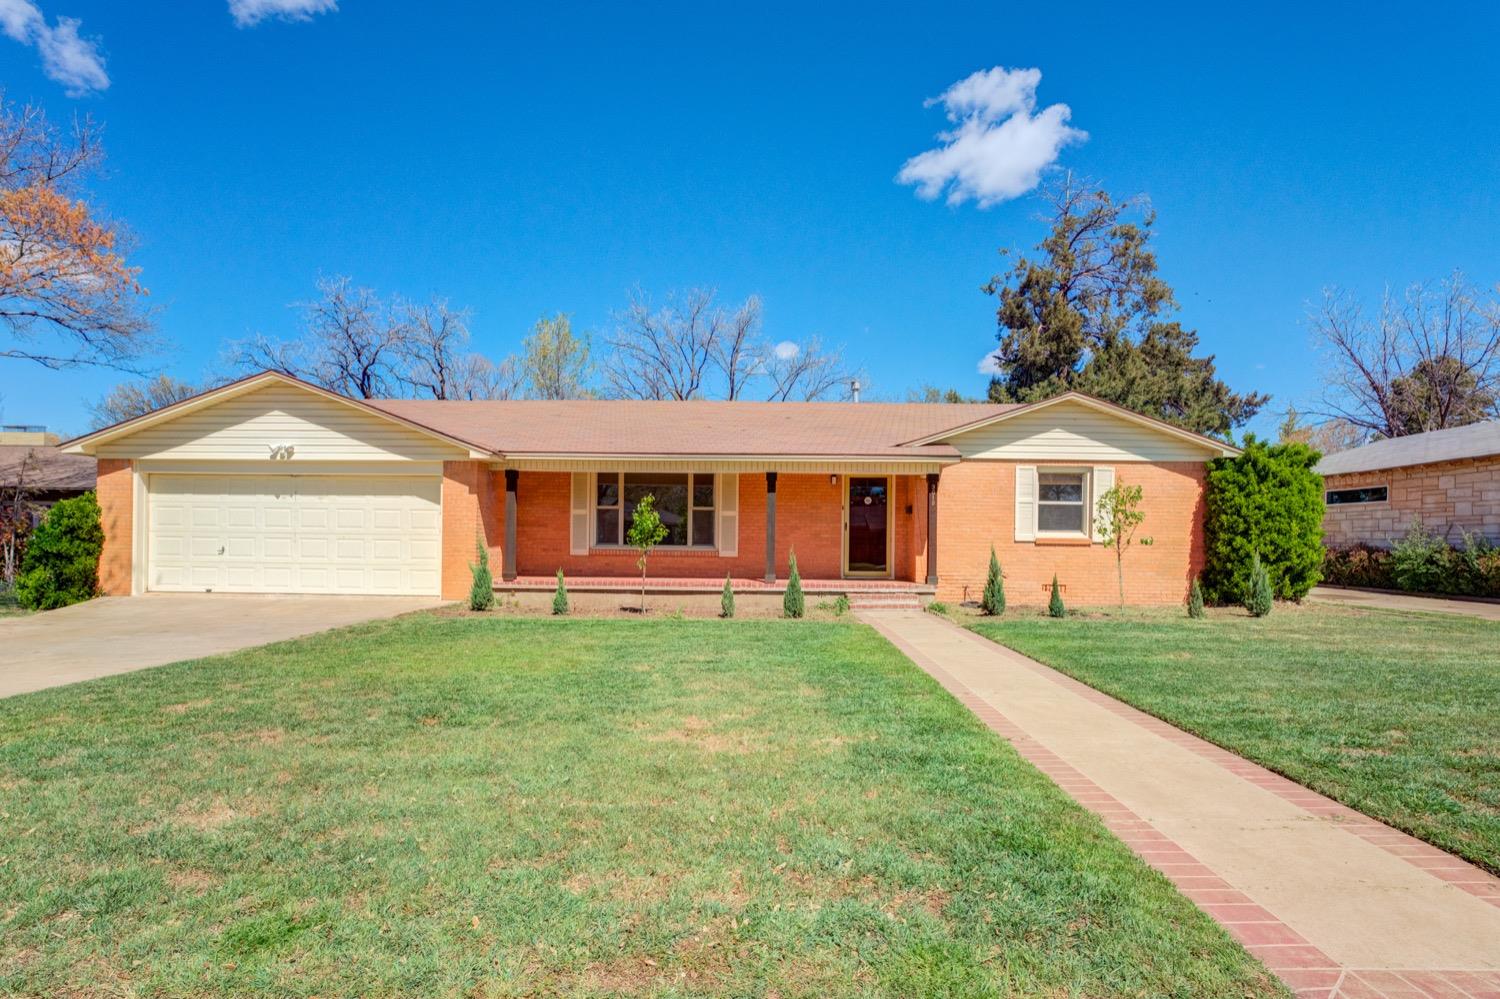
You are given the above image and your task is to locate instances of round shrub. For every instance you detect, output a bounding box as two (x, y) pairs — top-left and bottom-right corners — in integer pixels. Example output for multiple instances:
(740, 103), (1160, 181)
(15, 491), (103, 611)
(1202, 437), (1324, 604)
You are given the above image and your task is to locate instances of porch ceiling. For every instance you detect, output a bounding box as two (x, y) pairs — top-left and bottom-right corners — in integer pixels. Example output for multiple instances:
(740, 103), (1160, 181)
(494, 457), (953, 474)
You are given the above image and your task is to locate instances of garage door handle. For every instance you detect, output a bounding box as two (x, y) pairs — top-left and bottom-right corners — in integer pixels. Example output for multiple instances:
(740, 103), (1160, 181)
(218, 546), (225, 556)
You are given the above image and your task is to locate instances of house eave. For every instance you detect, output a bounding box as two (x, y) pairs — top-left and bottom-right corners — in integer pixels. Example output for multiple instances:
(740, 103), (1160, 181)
(901, 392), (1242, 457)
(59, 371), (498, 461)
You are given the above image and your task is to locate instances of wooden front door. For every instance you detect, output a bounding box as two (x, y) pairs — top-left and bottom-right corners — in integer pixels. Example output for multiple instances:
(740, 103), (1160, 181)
(845, 476), (890, 576)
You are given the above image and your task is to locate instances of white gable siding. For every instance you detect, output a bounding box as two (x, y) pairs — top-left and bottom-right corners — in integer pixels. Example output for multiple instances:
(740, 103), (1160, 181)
(946, 402), (1217, 462)
(95, 384), (467, 462)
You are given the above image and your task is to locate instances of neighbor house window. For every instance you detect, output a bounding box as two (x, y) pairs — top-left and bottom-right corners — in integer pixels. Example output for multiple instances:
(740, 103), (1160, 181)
(1037, 470), (1089, 535)
(594, 472), (715, 547)
(1326, 486), (1388, 505)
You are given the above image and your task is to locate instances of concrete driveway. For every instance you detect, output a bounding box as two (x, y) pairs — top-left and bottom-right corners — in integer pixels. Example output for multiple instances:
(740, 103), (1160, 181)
(1309, 585), (1500, 622)
(0, 593), (442, 698)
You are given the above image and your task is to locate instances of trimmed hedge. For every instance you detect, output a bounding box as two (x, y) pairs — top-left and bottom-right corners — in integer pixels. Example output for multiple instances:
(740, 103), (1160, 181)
(1202, 438), (1324, 603)
(15, 491), (103, 610)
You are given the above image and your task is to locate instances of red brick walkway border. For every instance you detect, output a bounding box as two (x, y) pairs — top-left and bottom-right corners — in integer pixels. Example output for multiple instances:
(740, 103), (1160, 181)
(865, 615), (1500, 999)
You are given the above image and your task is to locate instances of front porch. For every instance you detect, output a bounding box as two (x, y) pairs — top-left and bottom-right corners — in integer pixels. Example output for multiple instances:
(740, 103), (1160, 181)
(496, 574), (937, 596)
(496, 575), (936, 611)
(489, 467), (945, 588)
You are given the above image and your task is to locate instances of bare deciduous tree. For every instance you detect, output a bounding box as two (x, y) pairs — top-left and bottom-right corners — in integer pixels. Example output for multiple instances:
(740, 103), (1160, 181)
(1310, 273), (1500, 439)
(393, 298), (473, 400)
(0, 93), (154, 371)
(605, 288), (857, 401)
(763, 337), (858, 401)
(448, 352), (525, 401)
(90, 373), (200, 429)
(711, 294), (762, 400)
(230, 277), (523, 400)
(605, 288), (723, 400)
(229, 276), (401, 398)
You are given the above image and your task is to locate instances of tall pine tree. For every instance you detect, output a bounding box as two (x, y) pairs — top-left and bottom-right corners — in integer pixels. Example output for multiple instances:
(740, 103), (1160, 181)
(983, 176), (1267, 438)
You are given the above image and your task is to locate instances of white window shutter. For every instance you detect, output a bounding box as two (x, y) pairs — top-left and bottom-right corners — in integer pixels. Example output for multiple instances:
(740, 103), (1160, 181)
(1014, 465), (1037, 542)
(717, 473), (739, 556)
(1091, 466), (1115, 541)
(570, 472), (590, 555)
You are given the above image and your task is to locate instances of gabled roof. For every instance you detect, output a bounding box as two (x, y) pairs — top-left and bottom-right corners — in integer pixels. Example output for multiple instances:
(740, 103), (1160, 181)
(0, 444), (96, 493)
(899, 391), (1242, 456)
(58, 371), (1239, 463)
(1317, 420), (1500, 476)
(367, 398), (1017, 460)
(59, 371), (496, 459)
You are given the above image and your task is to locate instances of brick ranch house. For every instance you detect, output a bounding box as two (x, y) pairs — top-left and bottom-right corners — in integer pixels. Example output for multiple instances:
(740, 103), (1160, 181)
(1318, 420), (1500, 548)
(61, 371), (1239, 606)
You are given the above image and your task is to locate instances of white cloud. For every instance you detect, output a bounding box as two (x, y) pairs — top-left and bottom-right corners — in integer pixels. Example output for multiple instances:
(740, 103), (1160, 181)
(977, 352), (1004, 375)
(229, 0), (337, 27)
(0, 0), (107, 96)
(772, 341), (800, 361)
(898, 66), (1085, 208)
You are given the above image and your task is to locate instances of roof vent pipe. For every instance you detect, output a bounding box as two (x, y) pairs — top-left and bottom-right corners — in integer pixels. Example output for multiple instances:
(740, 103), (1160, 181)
(850, 378), (861, 403)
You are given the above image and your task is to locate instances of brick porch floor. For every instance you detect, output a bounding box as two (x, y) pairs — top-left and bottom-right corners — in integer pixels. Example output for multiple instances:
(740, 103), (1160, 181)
(498, 575), (935, 595)
(860, 609), (1500, 999)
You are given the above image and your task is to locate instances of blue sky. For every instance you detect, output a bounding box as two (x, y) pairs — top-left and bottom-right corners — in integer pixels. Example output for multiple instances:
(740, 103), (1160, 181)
(3, 0), (1498, 437)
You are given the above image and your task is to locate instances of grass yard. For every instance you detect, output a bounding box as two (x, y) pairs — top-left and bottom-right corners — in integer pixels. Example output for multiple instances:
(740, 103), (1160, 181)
(964, 603), (1500, 875)
(0, 615), (1282, 998)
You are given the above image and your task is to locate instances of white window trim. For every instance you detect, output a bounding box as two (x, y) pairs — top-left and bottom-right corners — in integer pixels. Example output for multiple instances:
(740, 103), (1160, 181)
(589, 471), (720, 551)
(1035, 467), (1092, 539)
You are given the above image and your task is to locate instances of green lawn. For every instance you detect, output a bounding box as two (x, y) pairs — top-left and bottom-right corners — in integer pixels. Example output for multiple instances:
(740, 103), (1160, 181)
(0, 615), (1281, 998)
(964, 603), (1500, 875)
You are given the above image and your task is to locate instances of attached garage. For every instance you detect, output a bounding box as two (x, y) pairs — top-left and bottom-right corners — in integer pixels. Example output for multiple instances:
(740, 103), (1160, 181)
(61, 372), (496, 599)
(146, 474), (442, 595)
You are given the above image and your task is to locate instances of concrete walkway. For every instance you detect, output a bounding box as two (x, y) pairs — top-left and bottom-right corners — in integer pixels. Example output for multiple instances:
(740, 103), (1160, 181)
(1309, 586), (1500, 622)
(860, 609), (1500, 999)
(0, 593), (441, 698)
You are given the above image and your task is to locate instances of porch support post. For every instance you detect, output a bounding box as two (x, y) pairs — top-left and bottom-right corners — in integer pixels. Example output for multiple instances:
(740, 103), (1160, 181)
(925, 473), (939, 586)
(503, 469), (519, 581)
(764, 471), (778, 583)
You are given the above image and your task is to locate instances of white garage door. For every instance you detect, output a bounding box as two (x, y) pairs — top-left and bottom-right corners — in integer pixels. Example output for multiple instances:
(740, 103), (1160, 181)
(147, 474), (442, 595)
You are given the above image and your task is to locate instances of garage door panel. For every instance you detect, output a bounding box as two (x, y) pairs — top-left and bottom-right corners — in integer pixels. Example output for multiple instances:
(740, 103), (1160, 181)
(148, 474), (441, 596)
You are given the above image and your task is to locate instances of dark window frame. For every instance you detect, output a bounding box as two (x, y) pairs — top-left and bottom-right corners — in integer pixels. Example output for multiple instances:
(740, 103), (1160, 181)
(1326, 485), (1389, 505)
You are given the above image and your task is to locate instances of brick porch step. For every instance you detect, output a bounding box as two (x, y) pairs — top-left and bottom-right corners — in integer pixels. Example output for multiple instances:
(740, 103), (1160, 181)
(846, 593), (925, 610)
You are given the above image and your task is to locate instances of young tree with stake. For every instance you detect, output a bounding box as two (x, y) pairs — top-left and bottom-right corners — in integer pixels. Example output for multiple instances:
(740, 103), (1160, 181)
(627, 494), (668, 613)
(1094, 483), (1150, 608)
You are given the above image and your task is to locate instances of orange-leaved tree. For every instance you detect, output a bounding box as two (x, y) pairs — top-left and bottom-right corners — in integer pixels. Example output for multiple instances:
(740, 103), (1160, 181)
(0, 94), (152, 370)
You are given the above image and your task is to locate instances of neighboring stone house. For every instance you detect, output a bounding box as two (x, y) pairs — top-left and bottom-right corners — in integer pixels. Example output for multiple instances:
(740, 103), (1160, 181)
(61, 371), (1240, 606)
(0, 426), (98, 524)
(1316, 421), (1500, 548)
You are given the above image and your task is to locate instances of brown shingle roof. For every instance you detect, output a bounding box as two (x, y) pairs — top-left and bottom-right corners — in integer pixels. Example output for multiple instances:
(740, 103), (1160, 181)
(366, 399), (1021, 458)
(0, 445), (97, 494)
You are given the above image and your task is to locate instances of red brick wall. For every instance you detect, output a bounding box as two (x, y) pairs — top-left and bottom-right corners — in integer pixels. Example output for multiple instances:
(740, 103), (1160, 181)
(934, 461), (1207, 606)
(95, 458), (133, 596)
(441, 460), (501, 600)
(511, 471), (926, 581)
